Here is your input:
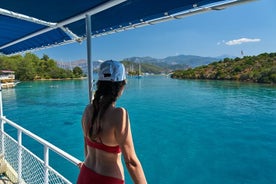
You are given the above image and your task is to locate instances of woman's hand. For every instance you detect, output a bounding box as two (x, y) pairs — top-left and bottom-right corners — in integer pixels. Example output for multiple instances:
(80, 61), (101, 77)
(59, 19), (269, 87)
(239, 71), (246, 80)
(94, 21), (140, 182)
(77, 162), (84, 169)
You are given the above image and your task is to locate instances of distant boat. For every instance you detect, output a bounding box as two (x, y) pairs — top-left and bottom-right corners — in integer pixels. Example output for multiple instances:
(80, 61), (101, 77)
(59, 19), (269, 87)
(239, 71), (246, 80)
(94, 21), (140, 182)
(136, 63), (143, 79)
(0, 70), (20, 89)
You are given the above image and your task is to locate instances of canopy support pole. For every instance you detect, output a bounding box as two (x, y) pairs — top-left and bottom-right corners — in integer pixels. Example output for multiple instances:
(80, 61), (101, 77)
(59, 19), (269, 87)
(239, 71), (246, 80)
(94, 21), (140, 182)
(86, 14), (93, 103)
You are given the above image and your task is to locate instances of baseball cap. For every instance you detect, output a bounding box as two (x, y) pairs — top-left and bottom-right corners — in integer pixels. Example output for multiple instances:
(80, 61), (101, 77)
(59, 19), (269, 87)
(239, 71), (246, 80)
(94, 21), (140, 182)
(98, 60), (126, 82)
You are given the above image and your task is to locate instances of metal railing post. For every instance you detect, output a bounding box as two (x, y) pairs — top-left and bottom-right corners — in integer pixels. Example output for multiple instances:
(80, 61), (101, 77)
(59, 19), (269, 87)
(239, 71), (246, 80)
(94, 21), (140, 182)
(0, 81), (3, 117)
(17, 130), (22, 183)
(0, 117), (4, 155)
(0, 81), (5, 155)
(44, 146), (49, 184)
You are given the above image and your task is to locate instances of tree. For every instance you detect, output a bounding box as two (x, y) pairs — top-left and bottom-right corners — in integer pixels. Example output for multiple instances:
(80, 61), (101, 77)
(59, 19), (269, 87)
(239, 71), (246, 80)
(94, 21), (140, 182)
(17, 60), (36, 80)
(73, 66), (83, 77)
(42, 54), (50, 61)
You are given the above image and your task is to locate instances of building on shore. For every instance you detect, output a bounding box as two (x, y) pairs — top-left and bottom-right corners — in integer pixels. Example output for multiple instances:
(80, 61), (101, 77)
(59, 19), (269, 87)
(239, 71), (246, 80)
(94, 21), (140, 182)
(0, 70), (19, 89)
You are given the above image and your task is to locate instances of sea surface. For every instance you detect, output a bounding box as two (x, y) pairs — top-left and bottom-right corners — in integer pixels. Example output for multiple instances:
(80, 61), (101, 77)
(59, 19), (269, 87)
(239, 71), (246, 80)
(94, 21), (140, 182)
(1, 76), (276, 184)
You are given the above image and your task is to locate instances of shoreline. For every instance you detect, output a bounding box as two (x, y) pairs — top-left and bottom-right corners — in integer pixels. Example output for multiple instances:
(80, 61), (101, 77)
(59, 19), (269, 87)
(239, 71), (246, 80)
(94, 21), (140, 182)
(32, 77), (87, 81)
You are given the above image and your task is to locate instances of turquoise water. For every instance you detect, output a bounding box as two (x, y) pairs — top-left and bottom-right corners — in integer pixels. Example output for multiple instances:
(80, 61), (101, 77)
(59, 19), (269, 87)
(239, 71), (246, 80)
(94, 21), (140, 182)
(2, 76), (276, 184)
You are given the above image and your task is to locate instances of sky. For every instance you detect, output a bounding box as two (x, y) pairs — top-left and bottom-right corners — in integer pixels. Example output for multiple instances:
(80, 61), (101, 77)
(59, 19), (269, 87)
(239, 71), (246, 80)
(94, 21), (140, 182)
(34, 0), (276, 62)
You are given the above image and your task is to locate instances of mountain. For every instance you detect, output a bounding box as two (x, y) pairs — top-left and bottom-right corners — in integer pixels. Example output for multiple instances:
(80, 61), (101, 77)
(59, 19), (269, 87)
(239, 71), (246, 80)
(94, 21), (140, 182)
(58, 54), (220, 74)
(123, 55), (219, 71)
(123, 56), (157, 63)
(56, 59), (102, 74)
(216, 54), (237, 59)
(161, 55), (219, 67)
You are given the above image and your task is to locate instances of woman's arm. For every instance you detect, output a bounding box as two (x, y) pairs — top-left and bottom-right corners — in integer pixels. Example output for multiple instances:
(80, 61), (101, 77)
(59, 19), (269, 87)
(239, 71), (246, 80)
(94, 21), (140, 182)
(77, 105), (91, 168)
(115, 108), (147, 184)
(81, 105), (91, 157)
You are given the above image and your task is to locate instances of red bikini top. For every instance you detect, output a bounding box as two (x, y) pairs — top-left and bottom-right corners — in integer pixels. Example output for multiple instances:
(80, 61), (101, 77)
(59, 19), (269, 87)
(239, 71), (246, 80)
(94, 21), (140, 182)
(86, 137), (121, 154)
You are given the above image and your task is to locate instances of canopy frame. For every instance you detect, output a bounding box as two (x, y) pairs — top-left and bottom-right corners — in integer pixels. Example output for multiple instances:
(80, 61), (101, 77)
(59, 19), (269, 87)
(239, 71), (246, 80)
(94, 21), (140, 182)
(0, 0), (126, 51)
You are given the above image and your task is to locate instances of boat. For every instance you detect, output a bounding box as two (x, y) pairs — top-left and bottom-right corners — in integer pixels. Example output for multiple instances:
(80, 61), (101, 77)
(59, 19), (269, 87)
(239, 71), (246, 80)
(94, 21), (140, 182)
(0, 70), (20, 89)
(136, 63), (143, 79)
(0, 0), (255, 183)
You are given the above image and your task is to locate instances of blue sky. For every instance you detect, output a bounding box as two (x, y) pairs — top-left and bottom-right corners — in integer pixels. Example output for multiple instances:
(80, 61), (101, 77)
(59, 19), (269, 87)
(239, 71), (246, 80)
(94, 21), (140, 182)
(35, 0), (276, 62)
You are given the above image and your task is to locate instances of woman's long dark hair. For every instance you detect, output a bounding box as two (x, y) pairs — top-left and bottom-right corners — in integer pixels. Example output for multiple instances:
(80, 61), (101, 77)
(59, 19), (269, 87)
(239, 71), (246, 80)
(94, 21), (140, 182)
(88, 80), (126, 139)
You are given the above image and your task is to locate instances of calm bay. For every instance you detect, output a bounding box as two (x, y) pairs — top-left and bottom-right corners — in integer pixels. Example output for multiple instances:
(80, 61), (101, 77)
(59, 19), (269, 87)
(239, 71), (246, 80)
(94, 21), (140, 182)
(2, 76), (276, 184)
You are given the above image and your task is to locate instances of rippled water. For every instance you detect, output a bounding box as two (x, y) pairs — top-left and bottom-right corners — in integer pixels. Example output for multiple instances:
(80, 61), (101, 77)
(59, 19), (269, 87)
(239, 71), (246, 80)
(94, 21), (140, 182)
(2, 76), (276, 183)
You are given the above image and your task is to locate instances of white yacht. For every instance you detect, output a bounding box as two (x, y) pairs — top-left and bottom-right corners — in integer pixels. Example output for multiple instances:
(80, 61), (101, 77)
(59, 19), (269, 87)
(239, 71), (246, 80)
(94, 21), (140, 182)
(0, 70), (19, 89)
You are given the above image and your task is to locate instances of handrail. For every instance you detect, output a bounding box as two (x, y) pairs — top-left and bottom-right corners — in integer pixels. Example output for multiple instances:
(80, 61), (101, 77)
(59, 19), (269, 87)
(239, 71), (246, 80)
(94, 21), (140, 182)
(1, 116), (81, 167)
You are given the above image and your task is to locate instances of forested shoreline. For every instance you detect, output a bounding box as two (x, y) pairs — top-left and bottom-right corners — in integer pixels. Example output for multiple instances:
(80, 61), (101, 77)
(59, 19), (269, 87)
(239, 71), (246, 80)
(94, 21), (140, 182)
(0, 53), (84, 81)
(2, 52), (275, 84)
(171, 52), (276, 84)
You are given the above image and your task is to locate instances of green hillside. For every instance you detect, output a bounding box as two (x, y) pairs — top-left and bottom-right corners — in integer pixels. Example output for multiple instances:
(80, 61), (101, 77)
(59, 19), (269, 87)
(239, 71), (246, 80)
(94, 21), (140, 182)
(171, 52), (276, 84)
(121, 60), (166, 74)
(0, 53), (85, 80)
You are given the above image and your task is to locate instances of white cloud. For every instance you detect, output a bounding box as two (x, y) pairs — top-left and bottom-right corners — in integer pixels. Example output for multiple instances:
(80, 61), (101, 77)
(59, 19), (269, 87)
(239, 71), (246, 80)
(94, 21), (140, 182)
(225, 38), (261, 46)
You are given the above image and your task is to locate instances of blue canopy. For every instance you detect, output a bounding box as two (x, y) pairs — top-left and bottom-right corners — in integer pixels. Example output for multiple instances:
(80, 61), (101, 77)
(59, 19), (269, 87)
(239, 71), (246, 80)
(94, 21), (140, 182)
(0, 0), (254, 55)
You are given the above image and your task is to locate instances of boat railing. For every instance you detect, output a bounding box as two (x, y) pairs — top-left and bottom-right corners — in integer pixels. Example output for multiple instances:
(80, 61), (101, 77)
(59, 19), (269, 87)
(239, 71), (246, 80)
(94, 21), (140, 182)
(0, 115), (81, 184)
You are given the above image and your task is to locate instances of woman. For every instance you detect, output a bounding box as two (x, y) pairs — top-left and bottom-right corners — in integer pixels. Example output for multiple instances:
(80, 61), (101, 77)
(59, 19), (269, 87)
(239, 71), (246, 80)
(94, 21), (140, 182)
(77, 60), (147, 184)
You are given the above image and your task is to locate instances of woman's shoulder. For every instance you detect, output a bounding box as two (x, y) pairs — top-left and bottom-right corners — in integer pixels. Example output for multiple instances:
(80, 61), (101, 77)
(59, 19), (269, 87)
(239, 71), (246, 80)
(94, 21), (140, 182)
(113, 107), (128, 116)
(109, 107), (128, 123)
